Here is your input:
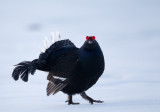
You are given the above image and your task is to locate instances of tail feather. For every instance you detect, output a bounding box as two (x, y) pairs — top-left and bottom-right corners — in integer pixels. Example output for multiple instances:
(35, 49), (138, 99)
(12, 60), (37, 82)
(20, 69), (28, 81)
(12, 66), (22, 80)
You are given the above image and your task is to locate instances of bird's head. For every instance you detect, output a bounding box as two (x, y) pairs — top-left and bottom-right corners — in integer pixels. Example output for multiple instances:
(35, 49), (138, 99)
(86, 36), (95, 44)
(82, 36), (99, 50)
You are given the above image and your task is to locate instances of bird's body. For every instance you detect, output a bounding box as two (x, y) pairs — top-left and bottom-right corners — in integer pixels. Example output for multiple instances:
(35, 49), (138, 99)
(12, 33), (105, 105)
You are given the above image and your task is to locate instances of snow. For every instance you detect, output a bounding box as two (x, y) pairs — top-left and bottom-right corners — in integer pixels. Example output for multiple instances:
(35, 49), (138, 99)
(0, 0), (160, 112)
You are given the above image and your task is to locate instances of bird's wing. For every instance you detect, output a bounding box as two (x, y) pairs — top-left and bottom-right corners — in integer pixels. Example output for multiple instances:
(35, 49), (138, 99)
(46, 72), (68, 96)
(37, 39), (77, 71)
(50, 49), (79, 78)
(38, 39), (79, 95)
(46, 49), (80, 95)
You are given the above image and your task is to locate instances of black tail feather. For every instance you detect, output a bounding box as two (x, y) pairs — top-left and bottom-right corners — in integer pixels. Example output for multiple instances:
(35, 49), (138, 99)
(12, 59), (37, 82)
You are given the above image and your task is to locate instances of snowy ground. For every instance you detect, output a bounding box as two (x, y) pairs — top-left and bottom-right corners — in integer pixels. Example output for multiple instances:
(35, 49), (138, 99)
(0, 0), (160, 112)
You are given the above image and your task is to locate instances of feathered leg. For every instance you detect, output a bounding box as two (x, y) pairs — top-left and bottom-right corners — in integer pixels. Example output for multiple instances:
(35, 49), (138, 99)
(80, 92), (103, 104)
(65, 95), (80, 105)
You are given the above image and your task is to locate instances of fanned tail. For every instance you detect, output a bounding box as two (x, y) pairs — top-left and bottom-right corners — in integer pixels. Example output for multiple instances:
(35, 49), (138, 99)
(12, 59), (37, 82)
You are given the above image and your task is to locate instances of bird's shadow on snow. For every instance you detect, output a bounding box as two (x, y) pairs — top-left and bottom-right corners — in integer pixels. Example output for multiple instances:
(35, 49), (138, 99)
(41, 102), (107, 110)
(42, 99), (160, 109)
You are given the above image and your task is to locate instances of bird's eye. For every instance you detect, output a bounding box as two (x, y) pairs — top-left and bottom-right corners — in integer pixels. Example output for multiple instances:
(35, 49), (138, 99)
(92, 36), (95, 40)
(86, 36), (89, 41)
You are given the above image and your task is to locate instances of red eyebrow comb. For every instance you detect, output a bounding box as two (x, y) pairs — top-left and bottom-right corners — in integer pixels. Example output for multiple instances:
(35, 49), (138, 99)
(92, 36), (95, 40)
(86, 36), (89, 41)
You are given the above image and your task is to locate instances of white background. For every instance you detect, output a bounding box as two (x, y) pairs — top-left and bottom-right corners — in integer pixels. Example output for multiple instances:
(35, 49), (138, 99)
(0, 0), (160, 112)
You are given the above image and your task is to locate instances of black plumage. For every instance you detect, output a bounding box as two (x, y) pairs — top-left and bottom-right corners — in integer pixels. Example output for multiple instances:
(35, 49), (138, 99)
(12, 36), (105, 105)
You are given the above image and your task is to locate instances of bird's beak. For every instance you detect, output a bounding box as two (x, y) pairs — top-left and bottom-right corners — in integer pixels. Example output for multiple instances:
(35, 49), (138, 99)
(88, 40), (93, 44)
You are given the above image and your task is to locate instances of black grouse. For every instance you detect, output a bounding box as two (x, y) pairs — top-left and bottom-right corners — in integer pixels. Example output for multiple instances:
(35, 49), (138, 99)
(12, 33), (105, 105)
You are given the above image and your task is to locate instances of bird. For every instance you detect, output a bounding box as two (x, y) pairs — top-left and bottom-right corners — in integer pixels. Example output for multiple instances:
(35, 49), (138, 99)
(12, 32), (105, 105)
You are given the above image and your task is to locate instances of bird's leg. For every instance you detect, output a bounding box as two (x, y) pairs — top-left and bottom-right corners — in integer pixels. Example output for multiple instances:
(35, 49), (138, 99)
(80, 92), (103, 104)
(65, 95), (80, 105)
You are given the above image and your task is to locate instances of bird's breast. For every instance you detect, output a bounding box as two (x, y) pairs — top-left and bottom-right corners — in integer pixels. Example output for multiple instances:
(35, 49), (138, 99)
(78, 50), (105, 77)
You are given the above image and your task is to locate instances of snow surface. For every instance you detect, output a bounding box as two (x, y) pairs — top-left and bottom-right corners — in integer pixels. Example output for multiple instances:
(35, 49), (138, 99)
(0, 0), (160, 112)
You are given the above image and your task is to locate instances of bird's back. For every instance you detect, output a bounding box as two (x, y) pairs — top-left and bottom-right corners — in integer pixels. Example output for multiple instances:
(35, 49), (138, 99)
(36, 39), (77, 71)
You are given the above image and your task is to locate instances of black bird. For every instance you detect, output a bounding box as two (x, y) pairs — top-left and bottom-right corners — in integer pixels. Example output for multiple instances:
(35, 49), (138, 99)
(12, 33), (105, 105)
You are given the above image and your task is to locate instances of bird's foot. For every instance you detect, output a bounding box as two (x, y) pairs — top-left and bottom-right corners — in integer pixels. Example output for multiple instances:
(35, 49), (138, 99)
(66, 95), (80, 105)
(88, 99), (104, 104)
(80, 92), (104, 104)
(65, 100), (80, 105)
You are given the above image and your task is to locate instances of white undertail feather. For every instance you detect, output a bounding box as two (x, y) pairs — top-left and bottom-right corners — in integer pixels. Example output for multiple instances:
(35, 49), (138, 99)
(42, 40), (48, 49)
(54, 32), (61, 42)
(51, 32), (55, 43)
(39, 47), (45, 53)
(51, 32), (61, 43)
(44, 36), (51, 47)
(39, 32), (61, 53)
